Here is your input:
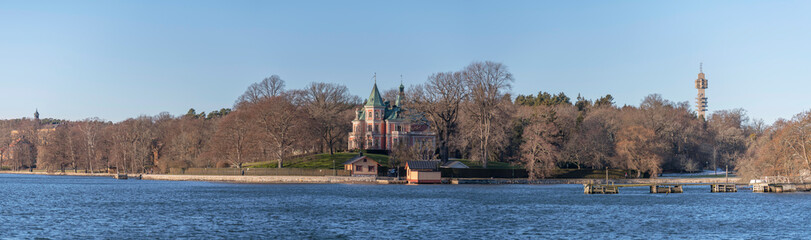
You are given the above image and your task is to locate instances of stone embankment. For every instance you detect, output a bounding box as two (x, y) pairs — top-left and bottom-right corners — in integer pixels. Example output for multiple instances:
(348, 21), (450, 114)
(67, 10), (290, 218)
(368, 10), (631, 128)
(0, 171), (741, 184)
(0, 171), (114, 177)
(451, 177), (743, 184)
(0, 171), (377, 184)
(141, 174), (377, 184)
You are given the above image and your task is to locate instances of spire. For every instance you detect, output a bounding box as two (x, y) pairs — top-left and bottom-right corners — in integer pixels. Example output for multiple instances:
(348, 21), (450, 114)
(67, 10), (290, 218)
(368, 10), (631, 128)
(697, 62), (705, 79)
(34, 109), (39, 120)
(399, 74), (405, 92)
(365, 73), (385, 107)
(396, 75), (405, 107)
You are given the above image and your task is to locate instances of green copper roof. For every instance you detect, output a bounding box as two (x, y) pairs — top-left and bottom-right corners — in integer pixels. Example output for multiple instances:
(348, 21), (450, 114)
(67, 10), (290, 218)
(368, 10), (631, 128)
(365, 83), (385, 107)
(395, 83), (404, 107)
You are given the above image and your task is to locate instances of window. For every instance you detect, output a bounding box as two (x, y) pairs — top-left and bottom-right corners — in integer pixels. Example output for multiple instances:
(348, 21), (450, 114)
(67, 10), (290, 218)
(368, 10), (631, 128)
(368, 166), (375, 172)
(356, 165), (362, 172)
(363, 158), (367, 162)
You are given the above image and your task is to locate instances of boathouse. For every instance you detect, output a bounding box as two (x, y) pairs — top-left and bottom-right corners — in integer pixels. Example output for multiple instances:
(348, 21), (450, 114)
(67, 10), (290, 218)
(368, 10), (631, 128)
(440, 161), (469, 169)
(406, 161), (441, 184)
(343, 154), (380, 177)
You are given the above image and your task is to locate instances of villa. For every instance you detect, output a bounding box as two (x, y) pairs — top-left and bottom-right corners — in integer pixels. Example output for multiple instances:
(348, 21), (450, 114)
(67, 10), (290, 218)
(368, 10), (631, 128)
(347, 81), (436, 151)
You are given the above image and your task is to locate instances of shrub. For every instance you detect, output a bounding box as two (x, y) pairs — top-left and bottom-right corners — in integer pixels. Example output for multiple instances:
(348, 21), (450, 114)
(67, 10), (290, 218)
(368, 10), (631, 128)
(216, 161), (231, 168)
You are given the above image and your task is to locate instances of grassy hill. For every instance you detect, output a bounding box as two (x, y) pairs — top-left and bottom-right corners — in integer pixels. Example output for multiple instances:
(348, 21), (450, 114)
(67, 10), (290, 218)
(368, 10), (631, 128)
(244, 153), (525, 170)
(551, 169), (631, 179)
(242, 154), (649, 179)
(454, 159), (522, 169)
(244, 152), (390, 169)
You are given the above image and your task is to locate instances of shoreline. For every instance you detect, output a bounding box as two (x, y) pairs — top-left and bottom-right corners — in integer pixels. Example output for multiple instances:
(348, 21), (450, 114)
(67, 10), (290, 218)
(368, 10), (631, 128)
(0, 171), (743, 185)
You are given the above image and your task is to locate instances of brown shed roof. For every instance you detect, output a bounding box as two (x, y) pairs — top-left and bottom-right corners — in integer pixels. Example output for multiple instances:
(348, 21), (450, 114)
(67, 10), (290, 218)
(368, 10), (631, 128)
(406, 161), (438, 170)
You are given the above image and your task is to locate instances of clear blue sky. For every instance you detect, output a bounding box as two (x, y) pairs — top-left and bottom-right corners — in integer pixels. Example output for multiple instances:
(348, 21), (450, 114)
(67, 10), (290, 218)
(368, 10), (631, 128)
(1, 0), (809, 123)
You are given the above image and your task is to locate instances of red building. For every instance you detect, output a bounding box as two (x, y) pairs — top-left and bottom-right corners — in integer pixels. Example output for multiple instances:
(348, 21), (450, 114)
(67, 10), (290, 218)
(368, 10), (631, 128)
(348, 81), (435, 151)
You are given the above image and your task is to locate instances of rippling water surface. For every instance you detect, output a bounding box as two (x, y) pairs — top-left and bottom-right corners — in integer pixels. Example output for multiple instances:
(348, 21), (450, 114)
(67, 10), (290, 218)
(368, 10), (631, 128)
(1, 174), (809, 239)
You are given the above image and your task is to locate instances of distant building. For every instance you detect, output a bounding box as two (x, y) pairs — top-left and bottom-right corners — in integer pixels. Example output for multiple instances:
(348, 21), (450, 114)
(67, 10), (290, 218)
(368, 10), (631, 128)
(343, 154), (380, 177)
(405, 160), (441, 184)
(440, 161), (468, 169)
(695, 64), (708, 119)
(347, 79), (435, 151)
(3, 110), (61, 165)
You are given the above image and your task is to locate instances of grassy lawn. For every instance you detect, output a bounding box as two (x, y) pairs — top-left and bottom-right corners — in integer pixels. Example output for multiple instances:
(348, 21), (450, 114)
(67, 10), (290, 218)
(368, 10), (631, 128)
(245, 152), (390, 169)
(243, 154), (655, 180)
(667, 174), (736, 178)
(246, 154), (523, 170)
(454, 159), (523, 169)
(551, 169), (631, 179)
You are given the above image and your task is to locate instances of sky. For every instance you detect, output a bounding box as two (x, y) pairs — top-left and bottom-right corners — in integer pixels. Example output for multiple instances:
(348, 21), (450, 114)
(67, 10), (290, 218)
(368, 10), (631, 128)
(0, 0), (809, 124)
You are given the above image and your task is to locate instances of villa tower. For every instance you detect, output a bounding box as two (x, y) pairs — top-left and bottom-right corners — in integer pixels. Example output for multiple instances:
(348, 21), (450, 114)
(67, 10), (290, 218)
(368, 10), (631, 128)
(348, 75), (435, 152)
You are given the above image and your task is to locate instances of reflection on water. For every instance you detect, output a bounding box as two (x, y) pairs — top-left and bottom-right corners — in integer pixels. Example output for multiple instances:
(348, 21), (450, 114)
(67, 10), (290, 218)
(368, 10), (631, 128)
(0, 174), (808, 239)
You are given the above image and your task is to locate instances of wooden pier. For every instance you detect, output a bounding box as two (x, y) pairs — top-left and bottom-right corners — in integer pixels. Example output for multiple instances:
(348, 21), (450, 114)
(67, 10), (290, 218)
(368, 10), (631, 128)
(583, 174), (811, 194)
(584, 184), (619, 194)
(752, 183), (806, 193)
(750, 176), (811, 193)
(711, 184), (737, 192)
(650, 185), (683, 193)
(584, 182), (744, 194)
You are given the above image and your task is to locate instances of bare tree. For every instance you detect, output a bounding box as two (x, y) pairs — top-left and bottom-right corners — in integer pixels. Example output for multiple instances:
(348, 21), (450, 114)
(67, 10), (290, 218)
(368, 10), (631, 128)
(563, 107), (618, 169)
(109, 117), (154, 173)
(615, 125), (666, 178)
(249, 96), (306, 168)
(236, 75), (286, 105)
(520, 106), (560, 179)
(168, 115), (215, 169)
(210, 110), (257, 168)
(298, 82), (360, 155)
(463, 61), (514, 168)
(77, 118), (105, 173)
(410, 71), (467, 163)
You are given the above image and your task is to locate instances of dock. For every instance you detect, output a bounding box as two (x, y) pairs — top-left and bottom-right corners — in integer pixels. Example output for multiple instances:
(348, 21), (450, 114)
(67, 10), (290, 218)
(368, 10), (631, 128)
(711, 184), (737, 192)
(583, 182), (745, 194)
(584, 184), (619, 194)
(650, 185), (683, 193)
(751, 183), (811, 193)
(750, 176), (811, 193)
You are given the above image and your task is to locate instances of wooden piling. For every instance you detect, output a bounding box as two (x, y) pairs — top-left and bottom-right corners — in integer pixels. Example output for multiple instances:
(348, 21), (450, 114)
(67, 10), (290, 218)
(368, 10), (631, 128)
(753, 183), (795, 193)
(650, 185), (683, 193)
(584, 184), (618, 194)
(711, 184), (737, 193)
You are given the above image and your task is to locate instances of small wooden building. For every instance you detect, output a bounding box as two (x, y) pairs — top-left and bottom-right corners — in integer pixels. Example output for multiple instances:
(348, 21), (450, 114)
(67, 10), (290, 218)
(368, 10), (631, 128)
(440, 161), (469, 169)
(343, 154), (380, 177)
(406, 161), (441, 184)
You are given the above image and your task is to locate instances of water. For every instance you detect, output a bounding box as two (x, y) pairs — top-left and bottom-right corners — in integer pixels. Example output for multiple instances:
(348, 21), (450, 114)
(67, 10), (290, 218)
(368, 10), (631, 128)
(0, 174), (809, 239)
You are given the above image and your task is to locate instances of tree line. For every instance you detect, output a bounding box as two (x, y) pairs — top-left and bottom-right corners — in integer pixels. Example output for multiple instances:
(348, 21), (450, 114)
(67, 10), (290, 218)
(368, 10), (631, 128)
(408, 61), (757, 179)
(0, 76), (361, 173)
(0, 61), (801, 180)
